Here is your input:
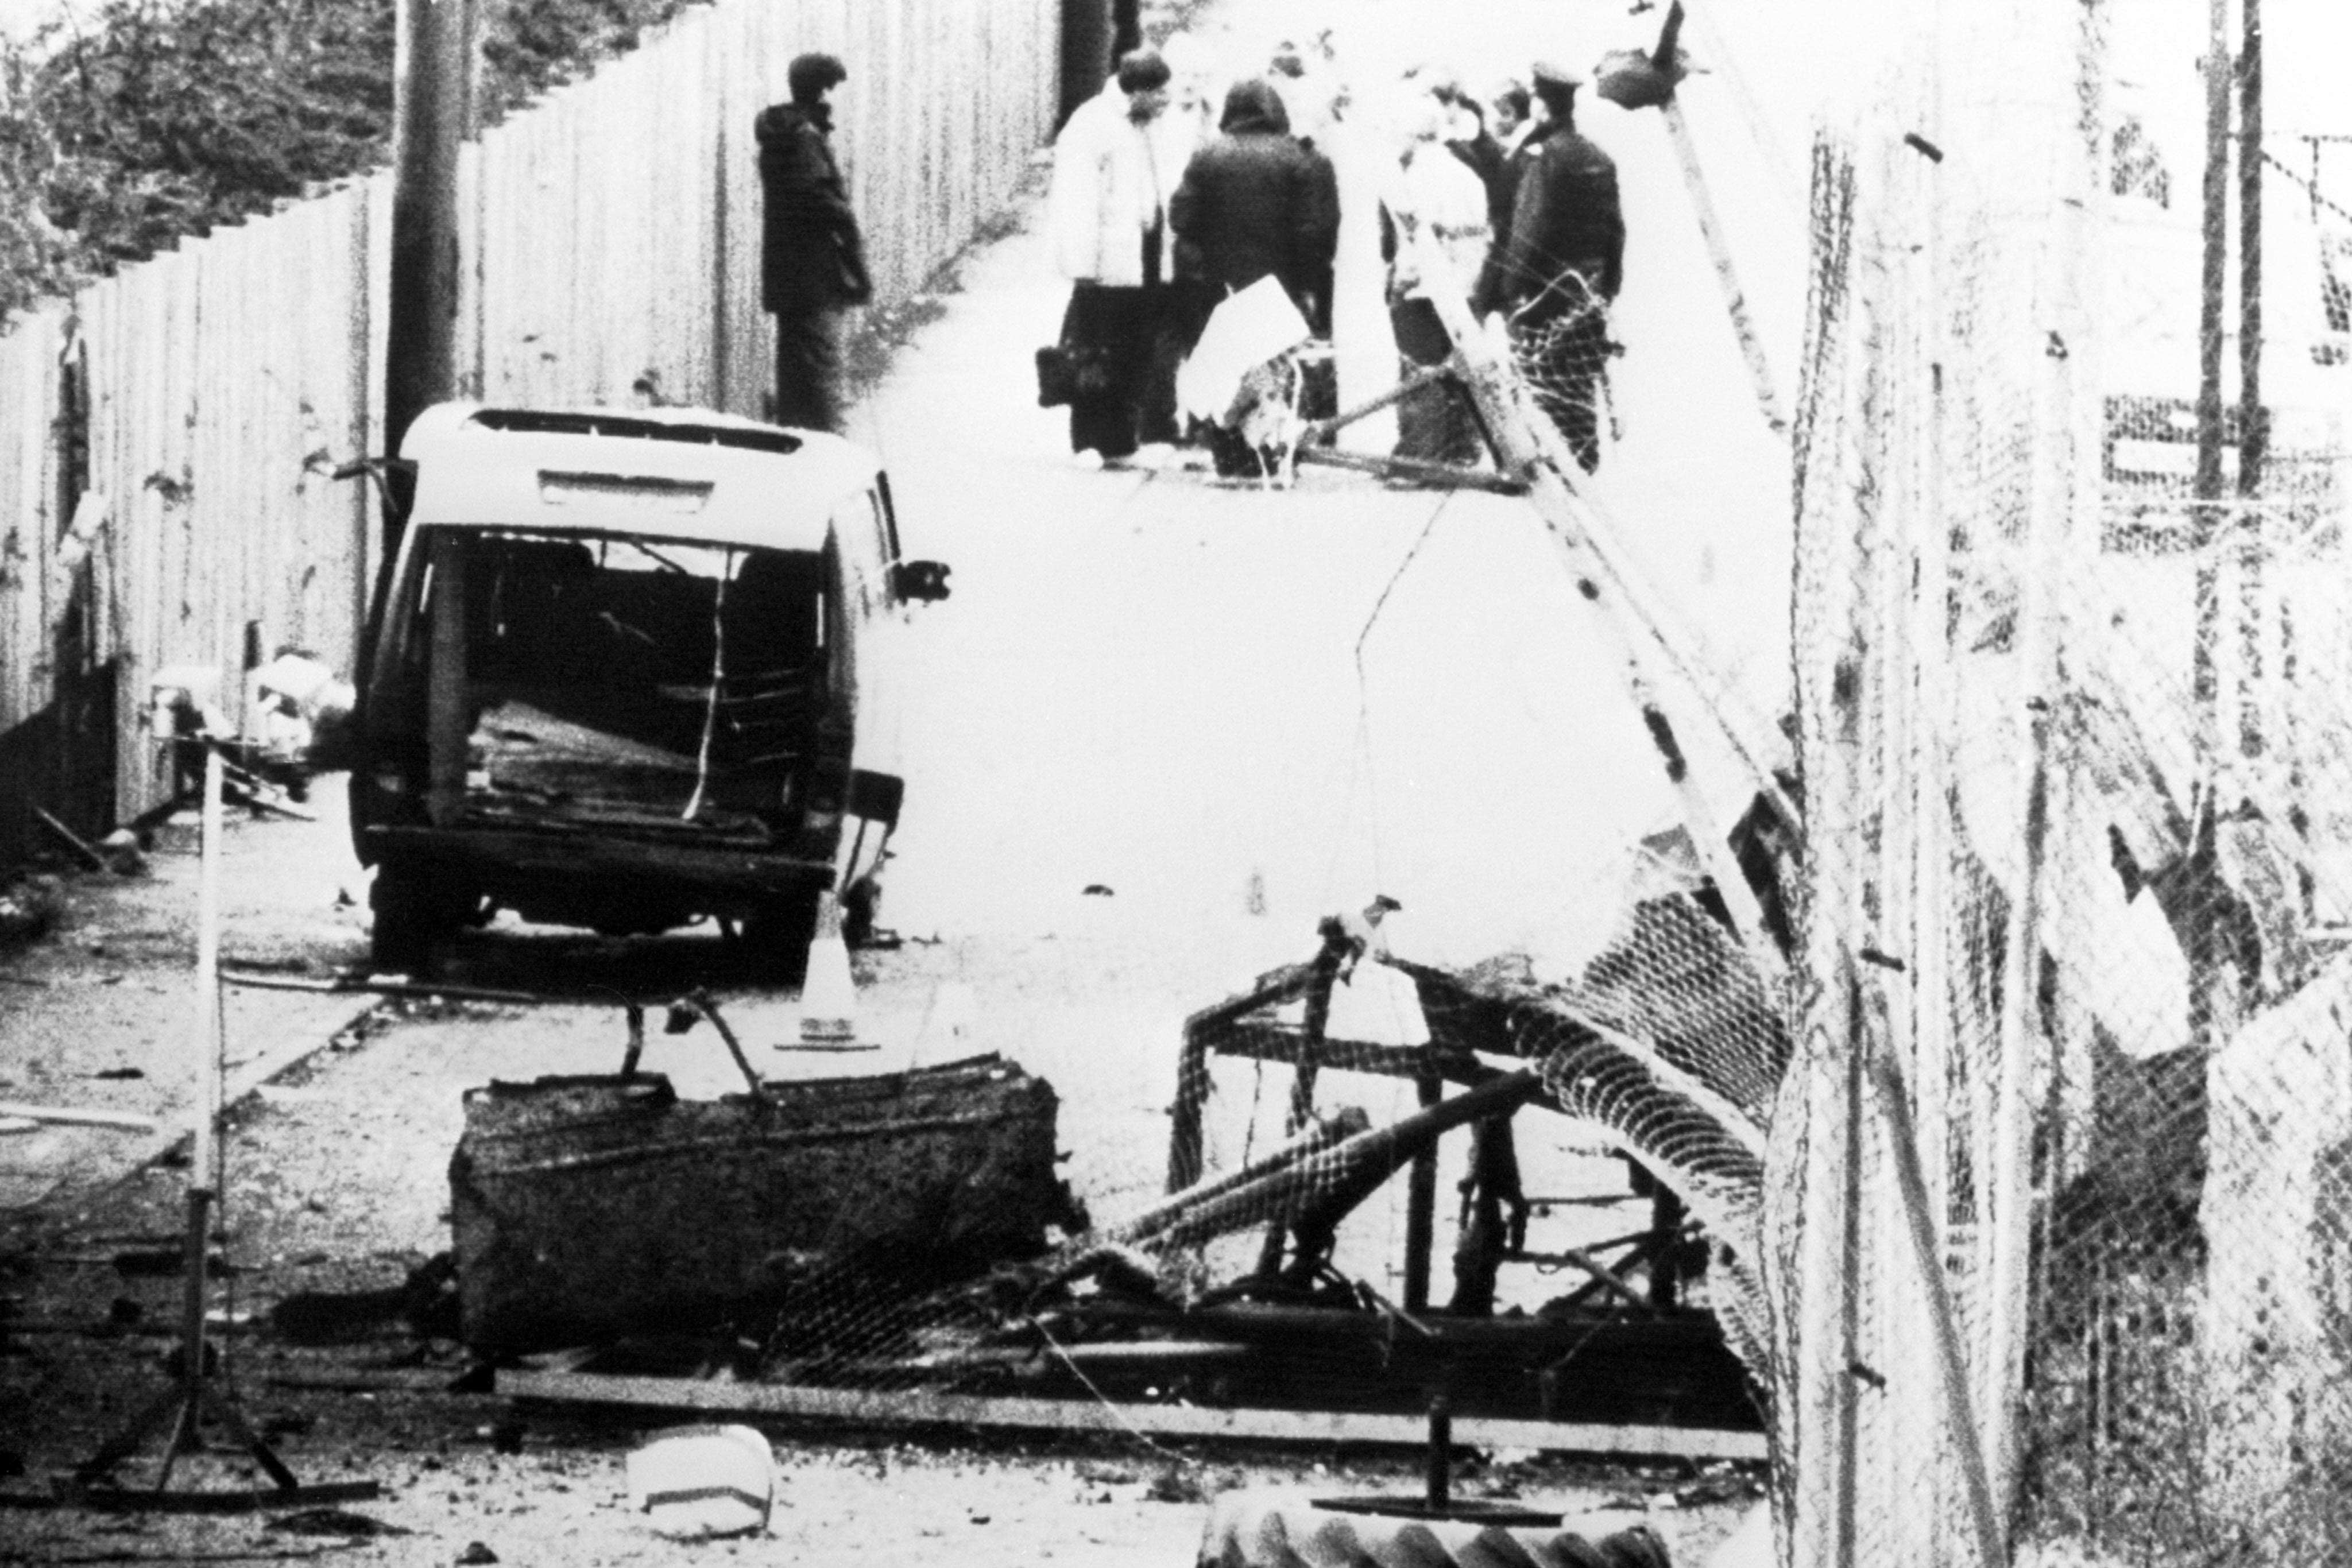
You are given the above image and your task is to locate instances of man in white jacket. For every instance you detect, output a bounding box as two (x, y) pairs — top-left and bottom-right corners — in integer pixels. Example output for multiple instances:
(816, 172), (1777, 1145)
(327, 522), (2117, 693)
(1047, 49), (1172, 467)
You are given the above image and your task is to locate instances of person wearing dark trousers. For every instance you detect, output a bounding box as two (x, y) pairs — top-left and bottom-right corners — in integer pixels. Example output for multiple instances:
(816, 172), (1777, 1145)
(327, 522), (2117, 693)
(1473, 61), (1624, 471)
(1048, 49), (1174, 466)
(1167, 80), (1342, 338)
(1386, 78), (1495, 469)
(757, 52), (872, 433)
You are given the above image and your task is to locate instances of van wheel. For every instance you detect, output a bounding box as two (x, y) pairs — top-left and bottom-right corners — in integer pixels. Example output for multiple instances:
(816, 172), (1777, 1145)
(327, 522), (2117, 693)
(370, 864), (463, 973)
(742, 894), (821, 981)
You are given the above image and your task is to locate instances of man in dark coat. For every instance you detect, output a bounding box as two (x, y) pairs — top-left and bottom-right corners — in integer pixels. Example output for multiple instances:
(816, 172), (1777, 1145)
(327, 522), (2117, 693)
(757, 52), (872, 433)
(1167, 79), (1341, 338)
(1473, 61), (1624, 471)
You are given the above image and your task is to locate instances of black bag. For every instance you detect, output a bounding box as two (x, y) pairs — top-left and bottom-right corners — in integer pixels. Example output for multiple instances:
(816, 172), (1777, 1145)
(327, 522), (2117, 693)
(1035, 345), (1078, 408)
(1035, 344), (1114, 408)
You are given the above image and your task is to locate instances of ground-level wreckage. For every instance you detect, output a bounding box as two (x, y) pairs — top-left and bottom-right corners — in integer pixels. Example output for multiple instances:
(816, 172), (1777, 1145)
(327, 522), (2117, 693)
(445, 888), (1782, 1445)
(419, 177), (1813, 1476)
(55, 14), (2343, 1556)
(403, 171), (2312, 1548)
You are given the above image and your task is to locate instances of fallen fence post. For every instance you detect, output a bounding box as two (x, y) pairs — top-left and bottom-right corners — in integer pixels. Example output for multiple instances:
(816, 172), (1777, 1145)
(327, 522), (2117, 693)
(497, 1370), (1769, 1463)
(0, 1102), (161, 1132)
(33, 808), (113, 873)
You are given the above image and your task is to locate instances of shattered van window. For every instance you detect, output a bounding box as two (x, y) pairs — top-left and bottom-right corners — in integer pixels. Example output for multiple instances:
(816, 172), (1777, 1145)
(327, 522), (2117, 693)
(403, 528), (833, 836)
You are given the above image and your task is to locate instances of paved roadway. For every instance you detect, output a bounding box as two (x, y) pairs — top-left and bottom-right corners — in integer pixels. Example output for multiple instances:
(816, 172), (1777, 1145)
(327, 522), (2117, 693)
(6, 88), (1799, 1305)
(369, 147), (1793, 1288)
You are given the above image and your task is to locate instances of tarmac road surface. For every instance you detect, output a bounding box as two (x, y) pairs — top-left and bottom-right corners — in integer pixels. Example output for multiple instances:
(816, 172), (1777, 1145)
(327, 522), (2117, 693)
(0, 67), (1782, 1561)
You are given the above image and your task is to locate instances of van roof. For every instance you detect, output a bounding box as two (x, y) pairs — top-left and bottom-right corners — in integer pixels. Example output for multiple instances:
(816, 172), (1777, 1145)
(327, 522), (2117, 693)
(399, 402), (883, 553)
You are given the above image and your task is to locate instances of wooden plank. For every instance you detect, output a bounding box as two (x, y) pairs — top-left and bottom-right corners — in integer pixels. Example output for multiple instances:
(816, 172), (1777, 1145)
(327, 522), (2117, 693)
(500, 1371), (1769, 1462)
(34, 808), (112, 872)
(218, 969), (546, 1006)
(0, 1102), (160, 1132)
(1294, 446), (1530, 497)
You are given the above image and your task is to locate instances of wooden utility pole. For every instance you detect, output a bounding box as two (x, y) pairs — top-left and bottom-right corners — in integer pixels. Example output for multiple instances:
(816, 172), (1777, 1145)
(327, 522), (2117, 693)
(2192, 0), (2231, 719)
(384, 0), (474, 552)
(2191, 0), (2233, 1051)
(2235, 0), (2265, 765)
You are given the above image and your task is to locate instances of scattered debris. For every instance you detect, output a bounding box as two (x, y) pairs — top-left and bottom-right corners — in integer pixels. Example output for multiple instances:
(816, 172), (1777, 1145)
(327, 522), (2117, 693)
(34, 808), (116, 874)
(269, 1254), (458, 1345)
(95, 830), (148, 876)
(1147, 1463), (1212, 1504)
(265, 1507), (412, 1537)
(111, 1248), (238, 1279)
(0, 878), (63, 949)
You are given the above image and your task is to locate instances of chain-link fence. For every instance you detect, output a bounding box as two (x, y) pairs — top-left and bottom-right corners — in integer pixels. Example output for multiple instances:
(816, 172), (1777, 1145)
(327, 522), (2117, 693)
(1505, 281), (1621, 476)
(462, 4), (2352, 1553)
(1767, 0), (2352, 1561)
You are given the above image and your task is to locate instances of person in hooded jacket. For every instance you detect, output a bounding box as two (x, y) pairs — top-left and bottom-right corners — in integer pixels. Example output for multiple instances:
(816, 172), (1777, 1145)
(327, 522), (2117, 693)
(1047, 49), (1175, 466)
(1167, 79), (1342, 338)
(756, 53), (872, 433)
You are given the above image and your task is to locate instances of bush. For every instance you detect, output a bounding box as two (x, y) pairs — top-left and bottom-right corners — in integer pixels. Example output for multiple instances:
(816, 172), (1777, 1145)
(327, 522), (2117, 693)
(0, 0), (707, 319)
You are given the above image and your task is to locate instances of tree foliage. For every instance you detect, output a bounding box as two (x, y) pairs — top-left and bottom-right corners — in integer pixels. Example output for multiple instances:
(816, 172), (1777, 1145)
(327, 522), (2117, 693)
(0, 0), (703, 323)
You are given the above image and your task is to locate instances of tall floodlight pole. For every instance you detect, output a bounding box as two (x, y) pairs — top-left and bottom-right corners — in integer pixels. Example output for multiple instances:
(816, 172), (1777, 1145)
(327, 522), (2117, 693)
(384, 0), (474, 553)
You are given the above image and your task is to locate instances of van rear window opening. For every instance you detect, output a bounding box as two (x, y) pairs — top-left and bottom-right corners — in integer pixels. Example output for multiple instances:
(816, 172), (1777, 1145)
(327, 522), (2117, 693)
(396, 526), (837, 835)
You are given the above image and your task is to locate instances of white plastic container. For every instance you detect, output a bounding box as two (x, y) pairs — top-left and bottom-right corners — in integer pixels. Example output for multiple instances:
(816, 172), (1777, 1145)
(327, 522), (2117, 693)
(625, 1423), (775, 1539)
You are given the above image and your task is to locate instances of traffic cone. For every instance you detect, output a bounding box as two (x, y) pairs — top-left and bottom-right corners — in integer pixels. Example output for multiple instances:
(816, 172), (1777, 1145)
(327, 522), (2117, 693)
(797, 893), (859, 1044)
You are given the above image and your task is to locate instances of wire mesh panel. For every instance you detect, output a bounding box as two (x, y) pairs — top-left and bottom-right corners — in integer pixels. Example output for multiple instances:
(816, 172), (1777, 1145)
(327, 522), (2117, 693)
(1770, 0), (2352, 1561)
(1504, 280), (1619, 475)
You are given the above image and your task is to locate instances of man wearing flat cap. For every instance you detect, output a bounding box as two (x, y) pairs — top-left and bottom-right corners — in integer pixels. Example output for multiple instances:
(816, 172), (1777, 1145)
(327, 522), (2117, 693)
(757, 52), (873, 433)
(1473, 59), (1624, 471)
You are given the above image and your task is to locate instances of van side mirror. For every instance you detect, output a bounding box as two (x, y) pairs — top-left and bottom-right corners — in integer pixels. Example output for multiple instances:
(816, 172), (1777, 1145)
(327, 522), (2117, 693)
(890, 560), (951, 603)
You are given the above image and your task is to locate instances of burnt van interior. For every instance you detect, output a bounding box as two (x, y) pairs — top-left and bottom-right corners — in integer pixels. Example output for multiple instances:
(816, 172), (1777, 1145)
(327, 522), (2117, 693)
(383, 528), (841, 843)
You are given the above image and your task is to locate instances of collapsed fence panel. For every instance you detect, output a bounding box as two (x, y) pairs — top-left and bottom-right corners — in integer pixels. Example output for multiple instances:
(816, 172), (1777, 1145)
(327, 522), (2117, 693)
(1772, 0), (2352, 1561)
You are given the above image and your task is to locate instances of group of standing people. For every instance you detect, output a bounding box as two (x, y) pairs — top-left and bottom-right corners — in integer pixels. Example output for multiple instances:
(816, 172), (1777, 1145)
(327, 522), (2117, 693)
(751, 40), (1628, 478)
(1046, 38), (1627, 474)
(1047, 46), (1343, 469)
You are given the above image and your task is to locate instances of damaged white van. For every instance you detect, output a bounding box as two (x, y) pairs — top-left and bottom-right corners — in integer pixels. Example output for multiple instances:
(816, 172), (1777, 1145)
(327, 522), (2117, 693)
(349, 404), (948, 971)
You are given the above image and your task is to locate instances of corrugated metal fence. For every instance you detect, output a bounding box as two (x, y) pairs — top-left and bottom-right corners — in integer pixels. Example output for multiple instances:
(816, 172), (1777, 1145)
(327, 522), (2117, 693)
(0, 0), (1060, 872)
